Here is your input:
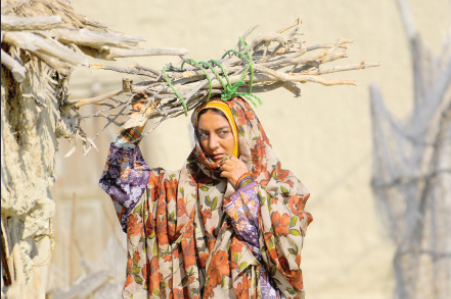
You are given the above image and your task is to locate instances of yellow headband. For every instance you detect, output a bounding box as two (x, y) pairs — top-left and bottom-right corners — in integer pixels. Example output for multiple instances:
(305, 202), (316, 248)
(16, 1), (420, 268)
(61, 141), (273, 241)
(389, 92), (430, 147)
(196, 100), (239, 158)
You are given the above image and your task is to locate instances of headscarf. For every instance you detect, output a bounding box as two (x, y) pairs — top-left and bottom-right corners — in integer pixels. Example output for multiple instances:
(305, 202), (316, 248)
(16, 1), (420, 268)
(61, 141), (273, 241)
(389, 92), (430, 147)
(195, 99), (239, 158)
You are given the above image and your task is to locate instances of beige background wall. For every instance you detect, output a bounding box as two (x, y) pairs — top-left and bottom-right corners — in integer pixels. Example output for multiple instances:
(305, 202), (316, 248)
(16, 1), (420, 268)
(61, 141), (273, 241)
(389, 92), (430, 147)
(50, 1), (451, 298)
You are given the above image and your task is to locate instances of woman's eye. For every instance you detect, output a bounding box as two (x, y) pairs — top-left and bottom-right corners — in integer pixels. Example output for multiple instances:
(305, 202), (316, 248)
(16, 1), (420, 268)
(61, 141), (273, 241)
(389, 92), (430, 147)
(199, 132), (208, 138)
(219, 130), (230, 136)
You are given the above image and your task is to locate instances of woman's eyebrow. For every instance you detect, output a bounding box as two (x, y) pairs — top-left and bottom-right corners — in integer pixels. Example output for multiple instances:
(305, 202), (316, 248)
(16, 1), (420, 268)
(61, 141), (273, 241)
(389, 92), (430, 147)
(198, 126), (230, 132)
(214, 126), (230, 131)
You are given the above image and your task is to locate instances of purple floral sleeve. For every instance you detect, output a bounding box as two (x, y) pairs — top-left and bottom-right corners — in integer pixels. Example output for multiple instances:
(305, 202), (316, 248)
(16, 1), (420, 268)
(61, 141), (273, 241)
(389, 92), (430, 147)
(224, 182), (261, 260)
(224, 182), (285, 299)
(99, 143), (150, 232)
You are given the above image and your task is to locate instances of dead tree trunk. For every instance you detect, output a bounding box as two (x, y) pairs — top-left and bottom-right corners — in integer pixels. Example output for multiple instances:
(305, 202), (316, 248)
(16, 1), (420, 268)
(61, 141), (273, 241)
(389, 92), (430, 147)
(1, 53), (65, 298)
(370, 0), (451, 298)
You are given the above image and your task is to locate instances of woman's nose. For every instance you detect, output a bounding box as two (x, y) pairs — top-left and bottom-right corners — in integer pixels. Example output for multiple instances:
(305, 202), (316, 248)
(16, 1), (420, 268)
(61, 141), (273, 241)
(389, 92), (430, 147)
(209, 134), (219, 150)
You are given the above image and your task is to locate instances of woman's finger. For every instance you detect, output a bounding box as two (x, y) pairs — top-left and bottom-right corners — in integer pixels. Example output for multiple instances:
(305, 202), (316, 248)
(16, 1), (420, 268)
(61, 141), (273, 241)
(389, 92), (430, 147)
(220, 171), (230, 179)
(220, 164), (231, 171)
(132, 100), (146, 113)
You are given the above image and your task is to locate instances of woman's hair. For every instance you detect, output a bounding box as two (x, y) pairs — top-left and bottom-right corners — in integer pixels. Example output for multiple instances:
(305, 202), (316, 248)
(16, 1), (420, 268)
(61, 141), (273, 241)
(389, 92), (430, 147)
(197, 108), (227, 123)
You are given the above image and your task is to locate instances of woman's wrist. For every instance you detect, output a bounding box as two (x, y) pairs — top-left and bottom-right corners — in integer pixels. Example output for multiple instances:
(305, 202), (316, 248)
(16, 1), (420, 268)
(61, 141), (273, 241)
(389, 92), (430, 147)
(235, 172), (254, 189)
(119, 127), (142, 145)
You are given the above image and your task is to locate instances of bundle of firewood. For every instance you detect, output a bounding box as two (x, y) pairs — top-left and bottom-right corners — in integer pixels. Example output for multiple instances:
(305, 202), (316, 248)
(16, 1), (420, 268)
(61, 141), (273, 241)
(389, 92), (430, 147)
(68, 18), (379, 137)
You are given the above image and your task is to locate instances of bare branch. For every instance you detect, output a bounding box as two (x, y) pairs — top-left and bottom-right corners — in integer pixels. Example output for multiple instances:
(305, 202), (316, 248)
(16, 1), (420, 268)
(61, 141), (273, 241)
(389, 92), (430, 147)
(89, 64), (157, 78)
(1, 48), (26, 82)
(3, 31), (88, 66)
(68, 89), (123, 109)
(102, 47), (189, 60)
(1, 15), (62, 31)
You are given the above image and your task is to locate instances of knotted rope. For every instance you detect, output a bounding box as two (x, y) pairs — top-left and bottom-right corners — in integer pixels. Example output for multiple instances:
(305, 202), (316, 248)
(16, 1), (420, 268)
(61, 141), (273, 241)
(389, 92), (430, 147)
(162, 37), (262, 116)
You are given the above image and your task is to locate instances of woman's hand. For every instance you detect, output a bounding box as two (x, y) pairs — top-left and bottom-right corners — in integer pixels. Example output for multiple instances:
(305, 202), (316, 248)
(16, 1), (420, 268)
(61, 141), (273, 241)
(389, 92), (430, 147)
(219, 156), (249, 188)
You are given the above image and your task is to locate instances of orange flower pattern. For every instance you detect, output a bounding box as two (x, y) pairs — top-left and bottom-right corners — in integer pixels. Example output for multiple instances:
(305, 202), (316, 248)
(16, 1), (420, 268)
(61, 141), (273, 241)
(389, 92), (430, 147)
(100, 97), (313, 298)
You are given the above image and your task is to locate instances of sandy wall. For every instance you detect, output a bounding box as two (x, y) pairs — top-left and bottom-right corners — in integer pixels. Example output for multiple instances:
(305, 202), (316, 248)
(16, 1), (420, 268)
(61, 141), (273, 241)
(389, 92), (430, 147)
(50, 0), (451, 298)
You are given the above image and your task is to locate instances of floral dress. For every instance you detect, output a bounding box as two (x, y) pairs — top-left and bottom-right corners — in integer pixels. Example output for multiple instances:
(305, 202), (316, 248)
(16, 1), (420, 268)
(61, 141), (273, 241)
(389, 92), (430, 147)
(99, 98), (313, 299)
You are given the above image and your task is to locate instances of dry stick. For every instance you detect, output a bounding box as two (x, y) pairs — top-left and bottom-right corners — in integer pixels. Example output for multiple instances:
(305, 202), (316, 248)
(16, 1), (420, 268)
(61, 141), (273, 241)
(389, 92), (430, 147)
(132, 64), (161, 76)
(259, 51), (320, 69)
(50, 28), (146, 49)
(3, 31), (88, 66)
(98, 113), (124, 126)
(1, 15), (62, 31)
(237, 24), (260, 51)
(33, 51), (73, 75)
(261, 41), (271, 63)
(254, 66), (359, 86)
(94, 96), (132, 139)
(250, 33), (289, 51)
(307, 62), (381, 75)
(0, 48), (26, 82)
(89, 64), (157, 78)
(104, 47), (189, 60)
(68, 89), (123, 109)
(278, 17), (301, 34)
(84, 111), (124, 127)
(325, 51), (349, 64)
(307, 43), (348, 51)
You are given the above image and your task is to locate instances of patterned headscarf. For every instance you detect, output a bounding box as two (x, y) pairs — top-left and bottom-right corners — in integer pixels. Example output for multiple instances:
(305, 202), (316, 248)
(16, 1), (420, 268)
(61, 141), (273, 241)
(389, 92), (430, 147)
(194, 99), (239, 159)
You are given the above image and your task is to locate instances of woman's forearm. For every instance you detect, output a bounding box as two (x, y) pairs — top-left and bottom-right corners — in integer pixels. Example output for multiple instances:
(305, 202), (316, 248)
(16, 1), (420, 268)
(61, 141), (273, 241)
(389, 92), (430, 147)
(99, 143), (150, 231)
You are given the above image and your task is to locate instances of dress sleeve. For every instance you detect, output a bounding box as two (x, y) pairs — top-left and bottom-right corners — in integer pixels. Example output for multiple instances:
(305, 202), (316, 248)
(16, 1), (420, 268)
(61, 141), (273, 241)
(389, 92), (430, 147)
(99, 143), (151, 232)
(223, 182), (261, 260)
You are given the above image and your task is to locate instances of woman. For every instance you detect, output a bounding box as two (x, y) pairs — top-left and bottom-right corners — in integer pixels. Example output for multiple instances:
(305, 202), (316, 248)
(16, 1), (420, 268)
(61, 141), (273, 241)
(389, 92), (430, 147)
(100, 96), (313, 299)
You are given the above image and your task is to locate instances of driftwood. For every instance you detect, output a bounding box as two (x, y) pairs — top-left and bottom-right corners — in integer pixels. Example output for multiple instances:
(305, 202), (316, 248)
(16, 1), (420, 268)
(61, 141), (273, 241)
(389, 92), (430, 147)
(70, 18), (379, 139)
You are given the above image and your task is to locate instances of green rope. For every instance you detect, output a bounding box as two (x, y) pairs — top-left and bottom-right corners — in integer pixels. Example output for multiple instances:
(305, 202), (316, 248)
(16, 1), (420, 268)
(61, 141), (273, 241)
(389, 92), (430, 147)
(162, 36), (263, 115)
(208, 59), (231, 86)
(241, 37), (255, 94)
(181, 58), (213, 102)
(162, 66), (188, 116)
(200, 61), (226, 90)
(221, 37), (254, 96)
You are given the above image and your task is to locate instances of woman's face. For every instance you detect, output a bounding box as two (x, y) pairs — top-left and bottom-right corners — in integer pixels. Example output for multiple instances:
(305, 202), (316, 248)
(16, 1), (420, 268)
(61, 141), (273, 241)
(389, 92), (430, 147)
(198, 110), (235, 162)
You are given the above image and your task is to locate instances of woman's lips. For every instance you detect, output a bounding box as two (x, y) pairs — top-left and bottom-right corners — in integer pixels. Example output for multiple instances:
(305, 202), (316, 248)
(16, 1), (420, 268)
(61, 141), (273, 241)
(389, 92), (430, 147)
(212, 154), (225, 161)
